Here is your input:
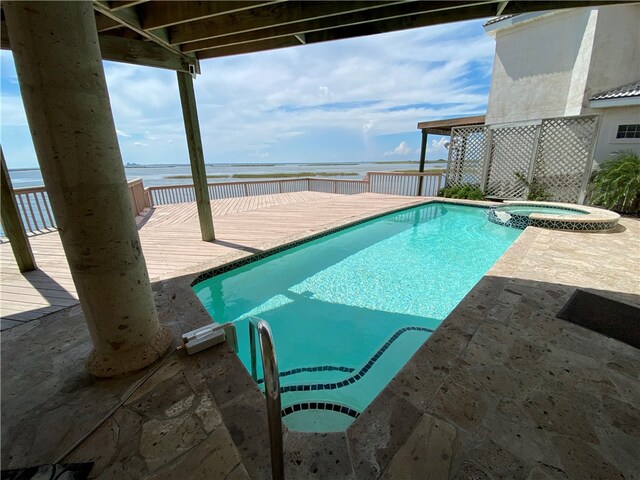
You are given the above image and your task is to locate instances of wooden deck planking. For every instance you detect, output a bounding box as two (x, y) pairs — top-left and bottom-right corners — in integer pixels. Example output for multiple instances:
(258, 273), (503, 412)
(1, 192), (423, 326)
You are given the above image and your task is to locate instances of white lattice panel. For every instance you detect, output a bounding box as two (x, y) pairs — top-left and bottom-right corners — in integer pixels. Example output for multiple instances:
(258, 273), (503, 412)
(534, 116), (598, 203)
(484, 124), (538, 199)
(446, 126), (487, 188)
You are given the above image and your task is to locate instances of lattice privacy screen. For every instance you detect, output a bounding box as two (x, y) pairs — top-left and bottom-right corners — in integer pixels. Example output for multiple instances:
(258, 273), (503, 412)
(444, 125), (488, 188)
(446, 115), (599, 203)
(533, 116), (599, 203)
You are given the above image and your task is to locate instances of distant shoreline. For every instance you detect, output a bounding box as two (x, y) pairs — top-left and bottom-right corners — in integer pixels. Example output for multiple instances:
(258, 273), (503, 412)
(10, 159), (447, 171)
(165, 172), (361, 180)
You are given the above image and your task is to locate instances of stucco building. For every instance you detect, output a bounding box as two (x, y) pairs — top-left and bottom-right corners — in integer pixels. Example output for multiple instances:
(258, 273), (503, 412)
(484, 4), (640, 164)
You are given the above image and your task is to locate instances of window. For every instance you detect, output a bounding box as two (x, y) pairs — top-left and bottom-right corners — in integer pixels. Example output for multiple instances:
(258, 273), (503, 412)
(616, 124), (640, 139)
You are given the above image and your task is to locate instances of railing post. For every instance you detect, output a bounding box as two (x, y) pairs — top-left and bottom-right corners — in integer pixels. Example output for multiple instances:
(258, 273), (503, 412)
(1, 147), (37, 272)
(417, 130), (428, 196)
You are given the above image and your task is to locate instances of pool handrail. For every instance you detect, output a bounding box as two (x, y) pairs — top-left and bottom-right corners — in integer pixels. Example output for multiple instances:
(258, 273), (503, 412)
(249, 317), (284, 480)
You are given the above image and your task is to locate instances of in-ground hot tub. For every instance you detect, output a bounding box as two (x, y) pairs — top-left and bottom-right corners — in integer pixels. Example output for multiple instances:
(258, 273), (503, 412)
(487, 201), (620, 231)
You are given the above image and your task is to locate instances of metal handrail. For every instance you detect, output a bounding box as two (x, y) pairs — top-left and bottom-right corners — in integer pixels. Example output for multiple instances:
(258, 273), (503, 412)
(249, 317), (284, 480)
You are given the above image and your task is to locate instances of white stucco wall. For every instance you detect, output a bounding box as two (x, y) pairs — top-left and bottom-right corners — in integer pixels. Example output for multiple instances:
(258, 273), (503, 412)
(584, 4), (640, 104)
(485, 9), (593, 124)
(485, 4), (640, 125)
(592, 106), (640, 164)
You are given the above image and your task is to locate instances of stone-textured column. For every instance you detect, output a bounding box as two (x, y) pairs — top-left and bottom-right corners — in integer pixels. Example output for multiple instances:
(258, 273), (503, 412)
(4, 1), (172, 377)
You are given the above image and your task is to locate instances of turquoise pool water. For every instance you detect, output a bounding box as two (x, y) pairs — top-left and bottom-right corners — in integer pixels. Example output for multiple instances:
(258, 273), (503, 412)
(193, 203), (521, 432)
(496, 205), (588, 216)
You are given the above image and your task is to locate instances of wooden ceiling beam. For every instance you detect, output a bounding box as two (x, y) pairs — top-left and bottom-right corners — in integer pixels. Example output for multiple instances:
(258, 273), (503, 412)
(196, 2), (497, 59)
(109, 0), (148, 11)
(98, 35), (194, 72)
(1, 24), (192, 72)
(182, 1), (481, 53)
(93, 1), (200, 73)
(169, 0), (402, 45)
(95, 12), (122, 32)
(139, 1), (281, 30)
(197, 36), (302, 60)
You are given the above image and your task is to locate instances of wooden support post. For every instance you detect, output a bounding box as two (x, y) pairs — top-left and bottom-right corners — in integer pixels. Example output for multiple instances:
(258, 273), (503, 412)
(0, 147), (36, 272)
(417, 130), (428, 196)
(177, 71), (215, 241)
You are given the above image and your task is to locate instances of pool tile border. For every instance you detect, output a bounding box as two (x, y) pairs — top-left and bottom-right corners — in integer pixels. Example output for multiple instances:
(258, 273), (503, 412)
(278, 326), (434, 394)
(281, 402), (360, 420)
(256, 365), (355, 385)
(487, 208), (619, 231)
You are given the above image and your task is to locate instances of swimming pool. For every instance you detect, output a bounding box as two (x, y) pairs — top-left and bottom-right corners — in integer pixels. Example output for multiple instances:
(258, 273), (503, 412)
(193, 203), (521, 432)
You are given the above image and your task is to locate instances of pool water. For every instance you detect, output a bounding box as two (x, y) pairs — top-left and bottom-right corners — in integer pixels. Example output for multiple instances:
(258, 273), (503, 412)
(496, 205), (588, 216)
(193, 203), (521, 432)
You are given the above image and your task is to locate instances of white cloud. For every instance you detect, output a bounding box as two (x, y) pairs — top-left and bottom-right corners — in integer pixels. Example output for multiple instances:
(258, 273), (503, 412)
(116, 129), (130, 137)
(133, 142), (148, 147)
(384, 141), (412, 156)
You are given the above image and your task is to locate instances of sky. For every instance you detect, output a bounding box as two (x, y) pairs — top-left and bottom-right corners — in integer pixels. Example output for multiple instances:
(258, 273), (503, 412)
(0, 17), (495, 169)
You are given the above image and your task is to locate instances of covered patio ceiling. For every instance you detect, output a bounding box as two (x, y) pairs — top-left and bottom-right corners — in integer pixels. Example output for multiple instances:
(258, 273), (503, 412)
(0, 1), (622, 73)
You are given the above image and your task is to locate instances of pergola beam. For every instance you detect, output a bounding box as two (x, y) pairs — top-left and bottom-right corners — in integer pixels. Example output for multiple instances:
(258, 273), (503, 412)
(0, 147), (36, 273)
(169, 1), (401, 45)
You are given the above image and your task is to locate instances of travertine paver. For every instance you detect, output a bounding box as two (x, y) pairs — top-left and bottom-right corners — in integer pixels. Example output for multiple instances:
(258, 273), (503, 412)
(1, 201), (638, 479)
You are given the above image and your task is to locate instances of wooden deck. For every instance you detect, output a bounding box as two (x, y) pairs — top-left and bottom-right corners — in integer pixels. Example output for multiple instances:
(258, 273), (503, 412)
(0, 192), (424, 329)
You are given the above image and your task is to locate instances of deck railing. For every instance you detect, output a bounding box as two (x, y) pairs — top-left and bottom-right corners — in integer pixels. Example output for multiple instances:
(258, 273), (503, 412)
(12, 185), (56, 233)
(146, 177), (374, 206)
(9, 179), (152, 236)
(368, 171), (444, 196)
(9, 172), (444, 234)
(127, 178), (152, 216)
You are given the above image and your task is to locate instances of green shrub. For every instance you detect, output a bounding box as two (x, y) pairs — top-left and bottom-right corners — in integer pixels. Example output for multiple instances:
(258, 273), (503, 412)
(514, 172), (553, 201)
(438, 184), (485, 200)
(589, 151), (640, 214)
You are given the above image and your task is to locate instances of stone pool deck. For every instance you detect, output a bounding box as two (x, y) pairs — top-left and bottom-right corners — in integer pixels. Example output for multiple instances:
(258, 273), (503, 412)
(1, 196), (638, 479)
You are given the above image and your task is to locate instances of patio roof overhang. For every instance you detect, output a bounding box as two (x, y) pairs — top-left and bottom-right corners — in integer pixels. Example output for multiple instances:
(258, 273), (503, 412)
(417, 114), (486, 135)
(0, 1), (624, 73)
(415, 115), (485, 194)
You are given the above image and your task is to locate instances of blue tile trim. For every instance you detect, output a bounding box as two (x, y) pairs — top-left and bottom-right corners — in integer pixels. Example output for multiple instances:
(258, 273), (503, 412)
(486, 207), (617, 231)
(256, 365), (355, 385)
(281, 401), (360, 419)
(190, 200), (488, 287)
(278, 326), (434, 394)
